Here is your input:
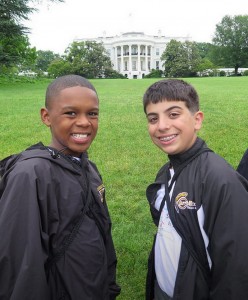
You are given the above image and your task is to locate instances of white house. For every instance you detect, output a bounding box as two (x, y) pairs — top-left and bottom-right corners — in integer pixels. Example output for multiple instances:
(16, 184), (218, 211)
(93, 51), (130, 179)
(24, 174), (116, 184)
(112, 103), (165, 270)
(75, 31), (190, 79)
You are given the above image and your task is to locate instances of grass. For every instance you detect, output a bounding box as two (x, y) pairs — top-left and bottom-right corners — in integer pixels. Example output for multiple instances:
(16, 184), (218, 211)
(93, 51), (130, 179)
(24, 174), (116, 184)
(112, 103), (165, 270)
(1, 77), (248, 299)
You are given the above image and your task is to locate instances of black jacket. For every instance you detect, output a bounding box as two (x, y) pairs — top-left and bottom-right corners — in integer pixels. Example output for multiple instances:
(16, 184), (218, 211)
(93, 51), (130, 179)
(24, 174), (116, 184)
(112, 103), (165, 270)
(146, 138), (248, 300)
(0, 143), (120, 300)
(237, 148), (248, 180)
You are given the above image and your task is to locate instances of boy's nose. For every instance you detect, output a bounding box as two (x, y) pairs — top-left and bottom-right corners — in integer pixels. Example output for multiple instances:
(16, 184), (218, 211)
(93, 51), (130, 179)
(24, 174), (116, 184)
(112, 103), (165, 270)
(158, 117), (170, 131)
(76, 115), (91, 127)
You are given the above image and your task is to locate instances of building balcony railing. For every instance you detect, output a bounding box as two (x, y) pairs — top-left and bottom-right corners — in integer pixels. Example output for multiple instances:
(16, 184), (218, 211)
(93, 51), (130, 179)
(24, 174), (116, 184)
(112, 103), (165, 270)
(117, 53), (151, 57)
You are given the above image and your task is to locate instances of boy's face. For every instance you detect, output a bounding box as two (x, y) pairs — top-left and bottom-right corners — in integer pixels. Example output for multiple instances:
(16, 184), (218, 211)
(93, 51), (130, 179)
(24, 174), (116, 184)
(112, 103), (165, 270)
(41, 86), (99, 157)
(146, 100), (203, 155)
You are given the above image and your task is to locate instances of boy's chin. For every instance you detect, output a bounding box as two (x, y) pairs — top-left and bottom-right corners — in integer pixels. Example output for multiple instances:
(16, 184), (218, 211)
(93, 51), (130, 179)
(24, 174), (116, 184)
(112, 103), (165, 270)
(156, 144), (181, 156)
(65, 146), (90, 157)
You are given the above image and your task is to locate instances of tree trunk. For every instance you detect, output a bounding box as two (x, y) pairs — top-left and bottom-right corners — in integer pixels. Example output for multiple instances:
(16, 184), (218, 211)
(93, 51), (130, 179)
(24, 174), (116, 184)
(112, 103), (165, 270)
(234, 66), (239, 75)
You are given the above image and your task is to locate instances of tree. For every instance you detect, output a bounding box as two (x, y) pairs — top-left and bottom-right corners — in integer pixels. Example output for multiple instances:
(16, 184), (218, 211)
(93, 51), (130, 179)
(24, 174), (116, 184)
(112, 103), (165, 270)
(197, 58), (216, 77)
(161, 40), (201, 77)
(64, 41), (113, 78)
(35, 50), (61, 72)
(0, 0), (64, 38)
(196, 42), (214, 59)
(213, 15), (248, 75)
(48, 58), (72, 78)
(0, 34), (36, 73)
(103, 67), (126, 79)
(144, 69), (163, 78)
(0, 0), (32, 38)
(0, 0), (63, 71)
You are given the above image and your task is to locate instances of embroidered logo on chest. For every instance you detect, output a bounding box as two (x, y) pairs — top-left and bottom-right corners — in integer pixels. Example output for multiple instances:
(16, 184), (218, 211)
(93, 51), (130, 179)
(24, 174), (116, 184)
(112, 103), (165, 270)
(175, 192), (196, 213)
(97, 184), (105, 203)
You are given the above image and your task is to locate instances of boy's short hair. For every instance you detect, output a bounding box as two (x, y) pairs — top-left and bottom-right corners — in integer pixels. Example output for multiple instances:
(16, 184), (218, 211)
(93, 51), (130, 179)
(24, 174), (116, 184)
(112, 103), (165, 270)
(143, 79), (199, 113)
(45, 74), (98, 108)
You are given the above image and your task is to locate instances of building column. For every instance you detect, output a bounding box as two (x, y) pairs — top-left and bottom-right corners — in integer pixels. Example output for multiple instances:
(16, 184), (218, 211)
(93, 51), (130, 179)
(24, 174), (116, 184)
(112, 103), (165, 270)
(145, 45), (148, 72)
(115, 47), (118, 71)
(121, 46), (124, 73)
(150, 46), (153, 71)
(138, 44), (141, 75)
(129, 44), (132, 78)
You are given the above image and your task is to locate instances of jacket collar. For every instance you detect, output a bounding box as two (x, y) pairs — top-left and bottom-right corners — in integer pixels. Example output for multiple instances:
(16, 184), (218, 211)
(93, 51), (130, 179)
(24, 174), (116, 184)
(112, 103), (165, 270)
(168, 137), (206, 171)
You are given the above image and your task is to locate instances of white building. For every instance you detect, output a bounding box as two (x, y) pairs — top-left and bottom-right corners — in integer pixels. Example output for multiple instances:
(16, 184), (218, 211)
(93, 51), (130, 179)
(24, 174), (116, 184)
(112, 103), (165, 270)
(75, 31), (190, 79)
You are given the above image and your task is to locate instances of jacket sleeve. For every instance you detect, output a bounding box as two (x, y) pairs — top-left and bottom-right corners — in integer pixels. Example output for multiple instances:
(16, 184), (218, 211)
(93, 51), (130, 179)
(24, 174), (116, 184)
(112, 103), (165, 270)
(0, 165), (50, 300)
(105, 221), (121, 300)
(237, 148), (248, 181)
(202, 155), (248, 299)
(88, 161), (121, 299)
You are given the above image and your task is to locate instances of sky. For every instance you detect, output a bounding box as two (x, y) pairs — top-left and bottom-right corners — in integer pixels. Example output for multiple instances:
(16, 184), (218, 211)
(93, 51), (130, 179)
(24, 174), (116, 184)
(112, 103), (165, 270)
(24, 0), (248, 54)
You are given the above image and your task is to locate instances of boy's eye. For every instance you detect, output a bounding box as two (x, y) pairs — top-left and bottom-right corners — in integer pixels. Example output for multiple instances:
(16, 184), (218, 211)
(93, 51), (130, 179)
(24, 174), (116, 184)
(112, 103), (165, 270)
(65, 111), (76, 116)
(169, 112), (180, 118)
(88, 111), (99, 118)
(147, 116), (158, 124)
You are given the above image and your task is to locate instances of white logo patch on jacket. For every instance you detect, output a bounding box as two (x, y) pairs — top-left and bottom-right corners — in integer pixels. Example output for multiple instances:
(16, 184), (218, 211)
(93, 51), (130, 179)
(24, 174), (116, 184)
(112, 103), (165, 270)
(175, 192), (196, 213)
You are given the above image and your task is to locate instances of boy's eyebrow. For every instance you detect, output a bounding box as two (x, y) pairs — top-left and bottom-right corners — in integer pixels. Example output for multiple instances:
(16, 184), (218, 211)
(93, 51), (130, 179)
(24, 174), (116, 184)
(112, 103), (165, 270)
(146, 105), (183, 116)
(146, 112), (157, 117)
(61, 105), (99, 110)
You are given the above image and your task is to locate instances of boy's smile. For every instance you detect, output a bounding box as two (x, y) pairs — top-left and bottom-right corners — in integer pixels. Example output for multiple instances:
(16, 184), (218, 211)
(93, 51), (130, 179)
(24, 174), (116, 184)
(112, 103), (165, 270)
(41, 86), (99, 157)
(146, 100), (203, 155)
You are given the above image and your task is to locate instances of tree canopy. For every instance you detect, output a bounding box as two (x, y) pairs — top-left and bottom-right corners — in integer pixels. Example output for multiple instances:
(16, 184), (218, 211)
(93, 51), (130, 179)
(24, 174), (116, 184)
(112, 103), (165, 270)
(161, 40), (202, 77)
(0, 0), (63, 37)
(213, 15), (248, 74)
(0, 35), (36, 72)
(48, 41), (115, 78)
(35, 50), (60, 72)
(0, 0), (63, 72)
(0, 0), (32, 38)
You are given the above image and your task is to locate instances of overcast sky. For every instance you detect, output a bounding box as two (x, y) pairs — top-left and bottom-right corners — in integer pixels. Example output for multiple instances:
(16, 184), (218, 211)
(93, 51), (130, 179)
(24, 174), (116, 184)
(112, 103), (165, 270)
(24, 0), (247, 54)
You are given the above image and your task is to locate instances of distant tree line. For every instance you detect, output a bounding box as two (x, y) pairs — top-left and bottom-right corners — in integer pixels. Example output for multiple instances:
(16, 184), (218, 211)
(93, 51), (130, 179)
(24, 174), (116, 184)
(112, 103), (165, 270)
(1, 0), (248, 78)
(148, 15), (248, 78)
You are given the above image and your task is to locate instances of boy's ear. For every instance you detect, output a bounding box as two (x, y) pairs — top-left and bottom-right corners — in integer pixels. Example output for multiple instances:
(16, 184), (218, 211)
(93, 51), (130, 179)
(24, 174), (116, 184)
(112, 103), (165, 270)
(40, 108), (51, 127)
(194, 111), (204, 131)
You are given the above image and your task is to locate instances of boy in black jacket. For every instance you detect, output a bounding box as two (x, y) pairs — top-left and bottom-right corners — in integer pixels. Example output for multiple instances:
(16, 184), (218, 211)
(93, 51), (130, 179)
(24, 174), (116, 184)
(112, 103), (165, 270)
(0, 75), (121, 299)
(143, 79), (248, 300)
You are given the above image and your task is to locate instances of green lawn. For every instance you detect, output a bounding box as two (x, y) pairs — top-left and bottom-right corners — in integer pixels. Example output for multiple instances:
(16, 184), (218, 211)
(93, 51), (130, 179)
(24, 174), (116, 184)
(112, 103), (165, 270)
(1, 77), (248, 299)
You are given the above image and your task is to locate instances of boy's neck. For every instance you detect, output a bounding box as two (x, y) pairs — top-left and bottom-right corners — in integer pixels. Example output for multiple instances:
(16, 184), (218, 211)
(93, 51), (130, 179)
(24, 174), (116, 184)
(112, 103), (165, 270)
(168, 137), (204, 169)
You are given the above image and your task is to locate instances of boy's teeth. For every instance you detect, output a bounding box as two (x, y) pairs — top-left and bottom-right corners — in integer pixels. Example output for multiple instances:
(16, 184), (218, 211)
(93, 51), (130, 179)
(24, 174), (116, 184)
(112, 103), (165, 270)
(161, 135), (176, 141)
(73, 134), (87, 138)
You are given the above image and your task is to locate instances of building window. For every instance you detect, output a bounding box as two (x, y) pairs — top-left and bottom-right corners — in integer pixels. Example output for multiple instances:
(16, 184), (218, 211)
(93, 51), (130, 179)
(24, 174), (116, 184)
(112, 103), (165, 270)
(132, 60), (137, 71)
(141, 61), (144, 71)
(124, 61), (128, 71)
(148, 61), (151, 70)
(140, 46), (145, 55)
(156, 61), (159, 70)
(148, 46), (151, 56)
(123, 46), (129, 56)
(156, 48), (159, 56)
(132, 46), (138, 55)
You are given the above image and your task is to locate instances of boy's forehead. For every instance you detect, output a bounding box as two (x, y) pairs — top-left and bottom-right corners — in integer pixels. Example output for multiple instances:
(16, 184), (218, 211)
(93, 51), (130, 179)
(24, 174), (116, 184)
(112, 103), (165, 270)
(47, 86), (99, 110)
(146, 99), (187, 114)
(51, 86), (98, 101)
(59, 85), (96, 95)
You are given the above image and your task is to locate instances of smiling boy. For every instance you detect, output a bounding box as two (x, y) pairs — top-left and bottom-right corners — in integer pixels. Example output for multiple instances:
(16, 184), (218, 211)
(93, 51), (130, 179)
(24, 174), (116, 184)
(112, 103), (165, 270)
(143, 79), (248, 300)
(0, 75), (120, 299)
(146, 100), (203, 155)
(41, 84), (99, 155)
